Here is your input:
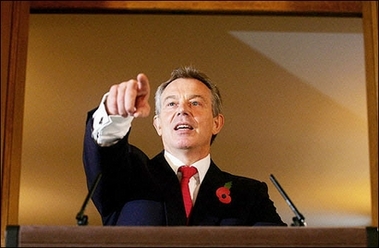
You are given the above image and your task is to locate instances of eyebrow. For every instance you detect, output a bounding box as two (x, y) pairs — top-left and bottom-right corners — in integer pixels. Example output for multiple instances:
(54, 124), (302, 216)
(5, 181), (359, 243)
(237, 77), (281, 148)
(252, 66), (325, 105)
(163, 94), (206, 102)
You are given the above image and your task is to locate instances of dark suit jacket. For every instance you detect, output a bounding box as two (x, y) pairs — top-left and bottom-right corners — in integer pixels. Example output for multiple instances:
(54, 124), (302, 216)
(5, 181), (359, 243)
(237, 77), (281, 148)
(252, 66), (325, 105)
(83, 109), (287, 226)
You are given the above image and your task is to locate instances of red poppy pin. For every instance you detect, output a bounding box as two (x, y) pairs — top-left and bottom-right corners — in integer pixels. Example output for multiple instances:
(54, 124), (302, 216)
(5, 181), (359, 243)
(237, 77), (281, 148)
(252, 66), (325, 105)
(216, 181), (232, 204)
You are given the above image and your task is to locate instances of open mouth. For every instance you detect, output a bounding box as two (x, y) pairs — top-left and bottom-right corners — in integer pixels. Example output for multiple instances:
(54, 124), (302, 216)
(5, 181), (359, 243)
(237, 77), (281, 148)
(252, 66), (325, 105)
(174, 124), (194, 130)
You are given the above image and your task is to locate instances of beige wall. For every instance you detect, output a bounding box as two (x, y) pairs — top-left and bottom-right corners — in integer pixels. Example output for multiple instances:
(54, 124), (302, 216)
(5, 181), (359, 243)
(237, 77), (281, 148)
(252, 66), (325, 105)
(18, 14), (371, 227)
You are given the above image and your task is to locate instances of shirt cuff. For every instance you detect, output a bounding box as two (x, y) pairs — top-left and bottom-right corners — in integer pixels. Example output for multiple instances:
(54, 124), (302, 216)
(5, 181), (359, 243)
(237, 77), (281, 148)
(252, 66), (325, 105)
(91, 93), (133, 146)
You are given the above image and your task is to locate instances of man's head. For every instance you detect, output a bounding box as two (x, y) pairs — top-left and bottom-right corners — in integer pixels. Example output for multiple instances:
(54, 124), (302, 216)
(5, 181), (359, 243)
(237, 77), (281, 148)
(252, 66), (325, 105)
(153, 66), (224, 156)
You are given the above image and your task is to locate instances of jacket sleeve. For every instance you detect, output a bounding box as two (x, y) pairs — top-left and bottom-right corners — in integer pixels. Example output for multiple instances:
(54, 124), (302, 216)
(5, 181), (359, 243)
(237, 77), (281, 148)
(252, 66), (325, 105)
(250, 181), (287, 226)
(82, 108), (152, 224)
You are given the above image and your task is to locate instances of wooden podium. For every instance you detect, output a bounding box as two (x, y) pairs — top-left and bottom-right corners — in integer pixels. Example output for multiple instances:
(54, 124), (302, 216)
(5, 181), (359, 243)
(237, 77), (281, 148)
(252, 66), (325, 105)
(5, 225), (378, 247)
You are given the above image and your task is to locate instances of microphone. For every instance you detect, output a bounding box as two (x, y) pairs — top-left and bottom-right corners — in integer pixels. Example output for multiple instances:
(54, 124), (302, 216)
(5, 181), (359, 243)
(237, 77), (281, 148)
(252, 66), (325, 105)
(269, 174), (306, 226)
(76, 173), (102, 226)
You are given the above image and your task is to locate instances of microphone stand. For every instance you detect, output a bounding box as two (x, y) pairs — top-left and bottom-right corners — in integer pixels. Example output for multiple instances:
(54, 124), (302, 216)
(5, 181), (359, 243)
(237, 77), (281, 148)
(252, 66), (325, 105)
(76, 173), (102, 226)
(270, 174), (306, 226)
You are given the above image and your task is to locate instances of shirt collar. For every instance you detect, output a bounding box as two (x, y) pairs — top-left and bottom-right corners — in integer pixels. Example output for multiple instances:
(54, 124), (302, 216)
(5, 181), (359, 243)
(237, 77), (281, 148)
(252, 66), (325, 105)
(164, 151), (210, 183)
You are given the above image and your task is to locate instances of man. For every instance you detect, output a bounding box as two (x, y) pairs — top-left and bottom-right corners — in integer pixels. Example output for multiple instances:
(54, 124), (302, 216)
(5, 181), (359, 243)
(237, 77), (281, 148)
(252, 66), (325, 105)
(83, 66), (286, 226)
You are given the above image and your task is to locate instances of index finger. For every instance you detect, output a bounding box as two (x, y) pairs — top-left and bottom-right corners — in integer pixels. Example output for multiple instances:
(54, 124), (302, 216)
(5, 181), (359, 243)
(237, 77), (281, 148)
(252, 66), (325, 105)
(136, 73), (150, 96)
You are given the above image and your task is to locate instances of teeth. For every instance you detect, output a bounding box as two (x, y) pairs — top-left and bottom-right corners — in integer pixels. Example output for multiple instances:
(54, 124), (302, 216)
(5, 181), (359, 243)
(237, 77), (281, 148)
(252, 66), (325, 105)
(176, 124), (192, 130)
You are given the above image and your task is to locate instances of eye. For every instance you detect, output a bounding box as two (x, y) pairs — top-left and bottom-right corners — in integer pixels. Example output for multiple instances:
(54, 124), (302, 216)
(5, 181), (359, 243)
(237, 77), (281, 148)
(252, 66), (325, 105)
(167, 102), (176, 107)
(190, 101), (200, 106)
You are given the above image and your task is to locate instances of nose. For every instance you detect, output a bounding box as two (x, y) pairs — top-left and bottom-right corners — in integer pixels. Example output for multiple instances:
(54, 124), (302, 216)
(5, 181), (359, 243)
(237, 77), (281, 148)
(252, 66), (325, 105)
(176, 102), (190, 116)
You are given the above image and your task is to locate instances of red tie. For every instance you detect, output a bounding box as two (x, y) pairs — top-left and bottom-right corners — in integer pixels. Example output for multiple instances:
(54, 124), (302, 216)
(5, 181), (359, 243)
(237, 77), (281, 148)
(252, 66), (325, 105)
(178, 166), (198, 219)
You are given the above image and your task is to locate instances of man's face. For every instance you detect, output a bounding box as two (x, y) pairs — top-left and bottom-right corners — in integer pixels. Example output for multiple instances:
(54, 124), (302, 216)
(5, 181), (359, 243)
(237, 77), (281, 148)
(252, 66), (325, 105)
(153, 78), (224, 155)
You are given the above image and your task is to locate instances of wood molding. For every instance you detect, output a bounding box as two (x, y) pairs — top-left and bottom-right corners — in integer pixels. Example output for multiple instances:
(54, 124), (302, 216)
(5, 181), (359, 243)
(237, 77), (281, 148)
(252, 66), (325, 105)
(1, 1), (30, 246)
(29, 1), (362, 16)
(363, 1), (378, 227)
(7, 225), (377, 247)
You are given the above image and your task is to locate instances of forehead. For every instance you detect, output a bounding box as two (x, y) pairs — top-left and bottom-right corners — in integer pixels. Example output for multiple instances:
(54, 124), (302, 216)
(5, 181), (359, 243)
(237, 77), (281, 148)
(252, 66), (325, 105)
(162, 78), (211, 97)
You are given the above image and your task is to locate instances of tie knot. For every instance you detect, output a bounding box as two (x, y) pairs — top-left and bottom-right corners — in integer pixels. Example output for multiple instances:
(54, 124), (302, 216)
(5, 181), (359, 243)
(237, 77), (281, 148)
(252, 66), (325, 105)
(179, 166), (198, 179)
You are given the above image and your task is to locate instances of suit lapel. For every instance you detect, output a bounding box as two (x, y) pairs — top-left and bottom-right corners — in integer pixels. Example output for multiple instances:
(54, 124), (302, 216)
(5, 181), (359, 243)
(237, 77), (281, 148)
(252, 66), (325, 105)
(190, 162), (233, 225)
(150, 152), (187, 225)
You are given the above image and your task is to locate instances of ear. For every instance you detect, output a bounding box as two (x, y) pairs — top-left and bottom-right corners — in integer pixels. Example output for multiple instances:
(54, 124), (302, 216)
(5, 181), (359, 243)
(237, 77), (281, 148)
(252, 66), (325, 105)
(212, 114), (224, 135)
(153, 115), (162, 136)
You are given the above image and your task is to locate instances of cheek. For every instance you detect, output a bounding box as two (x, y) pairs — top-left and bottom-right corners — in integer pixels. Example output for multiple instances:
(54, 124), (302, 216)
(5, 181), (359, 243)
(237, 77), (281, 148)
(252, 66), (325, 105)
(157, 119), (172, 136)
(199, 118), (216, 133)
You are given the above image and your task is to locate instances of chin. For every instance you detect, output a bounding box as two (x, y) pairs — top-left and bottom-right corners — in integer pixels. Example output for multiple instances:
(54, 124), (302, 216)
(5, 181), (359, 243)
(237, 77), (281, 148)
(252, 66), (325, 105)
(177, 145), (192, 150)
(175, 141), (193, 150)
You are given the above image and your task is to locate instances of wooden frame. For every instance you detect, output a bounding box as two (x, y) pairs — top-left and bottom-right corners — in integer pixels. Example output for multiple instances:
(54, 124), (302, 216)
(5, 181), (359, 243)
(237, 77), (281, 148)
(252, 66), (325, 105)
(1, 1), (377, 246)
(28, 1), (362, 16)
(6, 225), (378, 247)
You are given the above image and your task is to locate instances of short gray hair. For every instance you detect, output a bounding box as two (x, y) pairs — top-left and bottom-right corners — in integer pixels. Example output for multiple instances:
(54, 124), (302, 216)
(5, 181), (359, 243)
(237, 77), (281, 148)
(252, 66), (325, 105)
(154, 66), (222, 117)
